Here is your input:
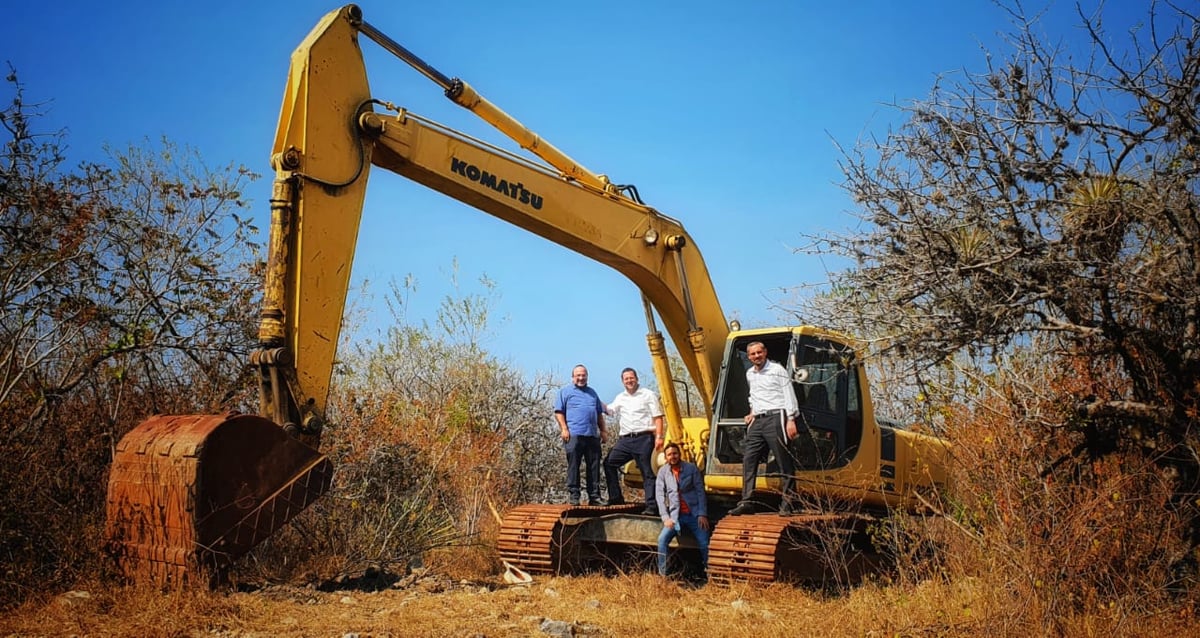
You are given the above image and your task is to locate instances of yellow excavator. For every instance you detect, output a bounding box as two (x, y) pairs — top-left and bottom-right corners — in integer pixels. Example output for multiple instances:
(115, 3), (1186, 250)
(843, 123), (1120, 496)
(105, 5), (950, 586)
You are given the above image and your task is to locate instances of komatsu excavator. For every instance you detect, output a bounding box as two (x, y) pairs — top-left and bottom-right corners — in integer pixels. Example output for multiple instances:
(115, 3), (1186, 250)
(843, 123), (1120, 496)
(104, 5), (950, 586)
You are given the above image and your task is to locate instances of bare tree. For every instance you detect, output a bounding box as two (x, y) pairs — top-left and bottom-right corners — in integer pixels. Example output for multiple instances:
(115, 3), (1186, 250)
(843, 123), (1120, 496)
(0, 68), (262, 603)
(809, 3), (1196, 434)
(1, 70), (263, 431)
(800, 0), (1200, 562)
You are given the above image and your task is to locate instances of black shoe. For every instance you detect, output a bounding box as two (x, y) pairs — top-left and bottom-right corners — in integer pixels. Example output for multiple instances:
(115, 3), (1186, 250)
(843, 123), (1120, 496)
(607, 498), (627, 506)
(588, 498), (606, 507)
(641, 507), (659, 516)
(569, 498), (580, 506)
(727, 503), (753, 516)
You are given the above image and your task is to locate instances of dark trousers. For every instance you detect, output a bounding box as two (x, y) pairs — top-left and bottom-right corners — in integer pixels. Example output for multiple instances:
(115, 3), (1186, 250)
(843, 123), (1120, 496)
(603, 432), (656, 511)
(564, 434), (602, 503)
(740, 410), (795, 505)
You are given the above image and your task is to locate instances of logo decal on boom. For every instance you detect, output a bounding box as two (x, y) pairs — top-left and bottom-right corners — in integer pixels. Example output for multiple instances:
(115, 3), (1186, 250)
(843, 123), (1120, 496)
(450, 158), (544, 210)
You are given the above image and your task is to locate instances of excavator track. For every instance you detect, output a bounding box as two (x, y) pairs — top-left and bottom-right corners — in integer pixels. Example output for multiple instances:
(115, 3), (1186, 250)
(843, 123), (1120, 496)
(497, 503), (643, 575)
(105, 413), (333, 586)
(709, 512), (881, 585)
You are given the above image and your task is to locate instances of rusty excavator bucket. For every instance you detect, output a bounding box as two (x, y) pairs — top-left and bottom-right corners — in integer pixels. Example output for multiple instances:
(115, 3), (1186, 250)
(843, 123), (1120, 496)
(104, 413), (332, 586)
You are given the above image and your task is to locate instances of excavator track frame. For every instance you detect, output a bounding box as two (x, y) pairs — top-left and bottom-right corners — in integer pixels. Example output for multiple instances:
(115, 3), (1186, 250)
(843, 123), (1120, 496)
(499, 505), (887, 586)
(497, 503), (653, 575)
(709, 512), (884, 585)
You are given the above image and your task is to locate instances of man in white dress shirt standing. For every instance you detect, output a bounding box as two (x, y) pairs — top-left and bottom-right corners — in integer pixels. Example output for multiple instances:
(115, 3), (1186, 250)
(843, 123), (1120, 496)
(728, 341), (799, 515)
(603, 368), (665, 516)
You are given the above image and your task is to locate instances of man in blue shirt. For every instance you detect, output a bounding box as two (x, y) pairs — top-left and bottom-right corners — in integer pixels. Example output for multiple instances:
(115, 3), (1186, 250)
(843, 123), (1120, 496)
(554, 364), (607, 506)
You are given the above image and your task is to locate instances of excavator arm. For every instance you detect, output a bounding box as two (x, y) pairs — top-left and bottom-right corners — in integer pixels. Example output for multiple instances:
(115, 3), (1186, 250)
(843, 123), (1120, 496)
(105, 4), (730, 585)
(263, 4), (729, 441)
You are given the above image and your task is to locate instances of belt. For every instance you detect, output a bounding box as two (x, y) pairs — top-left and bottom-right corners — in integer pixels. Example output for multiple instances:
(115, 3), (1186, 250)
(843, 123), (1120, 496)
(620, 430), (654, 439)
(754, 410), (783, 418)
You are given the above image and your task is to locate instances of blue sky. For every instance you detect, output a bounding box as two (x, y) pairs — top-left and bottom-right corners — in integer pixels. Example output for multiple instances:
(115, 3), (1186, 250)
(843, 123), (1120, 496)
(6, 1), (1146, 401)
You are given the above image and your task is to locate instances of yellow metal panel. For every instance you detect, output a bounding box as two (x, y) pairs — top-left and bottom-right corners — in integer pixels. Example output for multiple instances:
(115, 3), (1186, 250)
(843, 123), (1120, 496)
(270, 6), (372, 415)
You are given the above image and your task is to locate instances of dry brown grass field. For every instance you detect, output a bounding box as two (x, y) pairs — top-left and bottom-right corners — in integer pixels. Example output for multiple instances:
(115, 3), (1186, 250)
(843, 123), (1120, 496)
(2, 568), (1196, 638)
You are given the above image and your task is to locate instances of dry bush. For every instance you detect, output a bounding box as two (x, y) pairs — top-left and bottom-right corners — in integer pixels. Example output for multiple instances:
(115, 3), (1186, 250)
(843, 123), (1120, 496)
(0, 373), (259, 606)
(238, 440), (456, 584)
(795, 3), (1200, 612)
(235, 276), (560, 585)
(235, 401), (502, 584)
(919, 349), (1197, 633)
(0, 398), (112, 604)
(0, 69), (261, 608)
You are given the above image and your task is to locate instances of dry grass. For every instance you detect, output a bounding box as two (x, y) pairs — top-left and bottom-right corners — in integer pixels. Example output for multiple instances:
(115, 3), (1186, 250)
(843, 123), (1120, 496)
(1, 571), (1196, 638)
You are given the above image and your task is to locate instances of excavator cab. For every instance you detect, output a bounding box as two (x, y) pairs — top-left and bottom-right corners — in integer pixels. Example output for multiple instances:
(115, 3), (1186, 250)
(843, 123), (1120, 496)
(705, 330), (868, 492)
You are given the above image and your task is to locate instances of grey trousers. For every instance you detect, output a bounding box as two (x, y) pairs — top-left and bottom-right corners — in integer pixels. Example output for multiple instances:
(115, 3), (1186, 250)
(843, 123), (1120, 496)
(739, 410), (795, 506)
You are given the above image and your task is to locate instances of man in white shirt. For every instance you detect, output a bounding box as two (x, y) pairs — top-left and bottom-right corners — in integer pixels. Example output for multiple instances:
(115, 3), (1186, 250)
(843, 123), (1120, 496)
(728, 341), (799, 516)
(603, 368), (665, 516)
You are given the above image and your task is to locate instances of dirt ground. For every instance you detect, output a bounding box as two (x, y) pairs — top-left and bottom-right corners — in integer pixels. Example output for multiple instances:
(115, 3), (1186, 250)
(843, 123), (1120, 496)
(3, 568), (1198, 637)
(0, 571), (987, 638)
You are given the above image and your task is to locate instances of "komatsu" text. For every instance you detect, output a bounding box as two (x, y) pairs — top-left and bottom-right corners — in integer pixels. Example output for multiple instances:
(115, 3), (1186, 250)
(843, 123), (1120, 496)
(450, 158), (544, 210)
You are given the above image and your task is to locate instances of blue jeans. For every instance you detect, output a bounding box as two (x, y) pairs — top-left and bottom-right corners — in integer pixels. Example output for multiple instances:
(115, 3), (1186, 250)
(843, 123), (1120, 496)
(564, 435), (601, 503)
(656, 512), (710, 576)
